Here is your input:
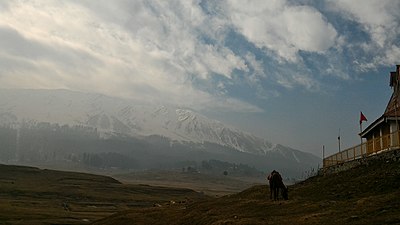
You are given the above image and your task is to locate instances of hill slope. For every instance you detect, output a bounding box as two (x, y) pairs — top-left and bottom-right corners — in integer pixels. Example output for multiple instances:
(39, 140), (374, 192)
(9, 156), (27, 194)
(0, 164), (208, 225)
(93, 159), (400, 225)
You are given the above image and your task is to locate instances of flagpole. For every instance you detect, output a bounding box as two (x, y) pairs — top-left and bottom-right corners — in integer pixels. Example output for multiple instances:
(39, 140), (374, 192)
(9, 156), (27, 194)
(360, 121), (363, 157)
(395, 95), (399, 147)
(322, 145), (325, 168)
(338, 128), (341, 152)
(359, 111), (368, 157)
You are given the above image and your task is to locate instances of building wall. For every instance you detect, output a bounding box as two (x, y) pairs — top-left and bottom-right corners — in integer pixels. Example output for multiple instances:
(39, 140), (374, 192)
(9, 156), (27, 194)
(365, 121), (392, 154)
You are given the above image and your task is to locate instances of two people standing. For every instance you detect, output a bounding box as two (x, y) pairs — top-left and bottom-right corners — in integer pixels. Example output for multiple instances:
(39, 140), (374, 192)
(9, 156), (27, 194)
(267, 170), (288, 200)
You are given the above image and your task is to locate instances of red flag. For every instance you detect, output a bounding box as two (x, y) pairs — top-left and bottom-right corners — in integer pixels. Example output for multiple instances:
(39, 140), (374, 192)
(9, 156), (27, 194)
(360, 112), (367, 124)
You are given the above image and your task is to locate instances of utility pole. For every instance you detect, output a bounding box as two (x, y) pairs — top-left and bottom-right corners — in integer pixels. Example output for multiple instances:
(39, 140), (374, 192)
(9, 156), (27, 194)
(338, 128), (341, 152)
(322, 145), (325, 168)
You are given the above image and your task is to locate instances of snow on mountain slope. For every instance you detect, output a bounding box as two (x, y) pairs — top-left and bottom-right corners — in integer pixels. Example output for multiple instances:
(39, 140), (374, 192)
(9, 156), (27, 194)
(0, 89), (275, 154)
(268, 144), (319, 165)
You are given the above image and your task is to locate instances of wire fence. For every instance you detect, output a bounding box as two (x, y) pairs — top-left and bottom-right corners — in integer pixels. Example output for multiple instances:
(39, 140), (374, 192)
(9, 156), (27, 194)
(323, 131), (400, 168)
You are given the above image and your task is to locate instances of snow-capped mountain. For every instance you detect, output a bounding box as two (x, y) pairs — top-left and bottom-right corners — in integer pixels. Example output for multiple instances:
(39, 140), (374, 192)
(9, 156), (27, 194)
(0, 89), (275, 154)
(0, 89), (321, 176)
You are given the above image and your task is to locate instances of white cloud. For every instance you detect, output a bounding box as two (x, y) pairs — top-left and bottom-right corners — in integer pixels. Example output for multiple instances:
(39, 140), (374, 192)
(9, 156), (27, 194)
(384, 46), (400, 65)
(330, 0), (398, 46)
(224, 0), (338, 62)
(328, 0), (400, 68)
(0, 0), (257, 112)
(2, 0), (392, 115)
(243, 53), (265, 85)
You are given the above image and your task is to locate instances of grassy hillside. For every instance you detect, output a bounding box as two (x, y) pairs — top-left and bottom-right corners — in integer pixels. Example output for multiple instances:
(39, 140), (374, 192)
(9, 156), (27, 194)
(93, 159), (400, 225)
(1, 159), (399, 225)
(0, 164), (208, 225)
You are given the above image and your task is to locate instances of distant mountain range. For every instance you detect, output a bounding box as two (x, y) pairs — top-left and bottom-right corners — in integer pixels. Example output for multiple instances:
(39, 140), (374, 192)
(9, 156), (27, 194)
(0, 89), (321, 178)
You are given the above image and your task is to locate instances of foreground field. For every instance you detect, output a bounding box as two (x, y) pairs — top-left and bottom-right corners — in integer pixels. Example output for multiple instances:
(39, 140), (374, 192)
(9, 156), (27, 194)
(94, 159), (400, 225)
(0, 165), (208, 225)
(1, 158), (400, 225)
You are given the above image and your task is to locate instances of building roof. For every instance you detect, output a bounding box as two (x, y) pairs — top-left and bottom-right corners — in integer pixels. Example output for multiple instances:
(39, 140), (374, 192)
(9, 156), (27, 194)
(384, 67), (400, 117)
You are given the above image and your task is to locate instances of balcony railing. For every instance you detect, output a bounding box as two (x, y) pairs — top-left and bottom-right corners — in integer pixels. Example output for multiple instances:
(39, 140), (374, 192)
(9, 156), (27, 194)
(323, 130), (400, 168)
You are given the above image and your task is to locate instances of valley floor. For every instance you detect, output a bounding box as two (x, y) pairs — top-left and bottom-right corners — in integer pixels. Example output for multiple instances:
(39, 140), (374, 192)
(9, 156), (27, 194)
(0, 165), (208, 225)
(1, 159), (400, 225)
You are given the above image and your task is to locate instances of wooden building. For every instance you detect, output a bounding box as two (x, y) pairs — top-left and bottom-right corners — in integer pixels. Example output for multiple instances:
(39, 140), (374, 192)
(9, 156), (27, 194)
(360, 65), (400, 154)
(323, 65), (400, 168)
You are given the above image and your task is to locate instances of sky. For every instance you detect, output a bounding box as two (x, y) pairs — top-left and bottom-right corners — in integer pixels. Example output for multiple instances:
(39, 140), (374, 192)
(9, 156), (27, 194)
(0, 0), (399, 157)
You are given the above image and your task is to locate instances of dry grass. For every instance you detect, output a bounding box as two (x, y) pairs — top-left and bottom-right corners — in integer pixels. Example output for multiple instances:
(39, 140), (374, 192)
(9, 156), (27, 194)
(1, 159), (400, 225)
(93, 159), (400, 225)
(114, 170), (263, 196)
(0, 165), (208, 225)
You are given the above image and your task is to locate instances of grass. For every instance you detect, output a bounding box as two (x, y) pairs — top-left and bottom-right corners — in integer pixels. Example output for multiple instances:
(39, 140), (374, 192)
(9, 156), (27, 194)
(1, 159), (400, 225)
(93, 159), (400, 225)
(114, 169), (264, 196)
(0, 164), (208, 225)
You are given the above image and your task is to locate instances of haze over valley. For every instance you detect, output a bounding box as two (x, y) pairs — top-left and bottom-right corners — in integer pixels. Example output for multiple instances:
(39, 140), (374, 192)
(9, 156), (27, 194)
(0, 89), (320, 179)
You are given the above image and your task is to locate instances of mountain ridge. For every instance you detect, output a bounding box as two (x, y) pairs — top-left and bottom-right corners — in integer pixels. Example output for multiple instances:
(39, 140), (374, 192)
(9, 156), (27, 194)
(0, 88), (320, 176)
(0, 88), (277, 154)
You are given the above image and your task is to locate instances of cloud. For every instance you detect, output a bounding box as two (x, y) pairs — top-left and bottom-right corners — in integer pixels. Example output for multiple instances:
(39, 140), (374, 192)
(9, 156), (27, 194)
(328, 0), (400, 69)
(329, 0), (398, 46)
(224, 0), (338, 62)
(0, 0), (257, 112)
(1, 0), (396, 116)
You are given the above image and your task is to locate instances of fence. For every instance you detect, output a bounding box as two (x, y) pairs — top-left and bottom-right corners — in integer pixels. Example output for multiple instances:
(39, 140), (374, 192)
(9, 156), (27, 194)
(323, 130), (400, 168)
